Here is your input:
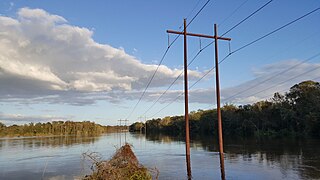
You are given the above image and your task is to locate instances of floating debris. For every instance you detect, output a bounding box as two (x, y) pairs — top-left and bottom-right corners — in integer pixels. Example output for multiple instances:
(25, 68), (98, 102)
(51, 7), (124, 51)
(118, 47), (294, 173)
(83, 143), (157, 180)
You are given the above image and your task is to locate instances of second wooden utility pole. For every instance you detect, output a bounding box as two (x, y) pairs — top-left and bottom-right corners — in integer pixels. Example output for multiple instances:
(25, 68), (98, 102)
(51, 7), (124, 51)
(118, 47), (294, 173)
(214, 23), (226, 180)
(167, 21), (230, 180)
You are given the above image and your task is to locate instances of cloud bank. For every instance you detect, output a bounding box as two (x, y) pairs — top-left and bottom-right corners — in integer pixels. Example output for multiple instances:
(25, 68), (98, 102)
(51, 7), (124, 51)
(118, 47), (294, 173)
(0, 8), (201, 105)
(0, 8), (319, 109)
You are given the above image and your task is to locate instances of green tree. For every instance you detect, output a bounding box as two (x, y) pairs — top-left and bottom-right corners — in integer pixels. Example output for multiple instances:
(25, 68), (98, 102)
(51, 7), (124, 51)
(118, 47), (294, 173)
(286, 81), (320, 136)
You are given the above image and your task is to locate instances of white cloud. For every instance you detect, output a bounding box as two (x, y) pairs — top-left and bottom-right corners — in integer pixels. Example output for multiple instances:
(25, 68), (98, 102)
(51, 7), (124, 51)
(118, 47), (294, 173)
(0, 8), (202, 105)
(2, 8), (317, 108)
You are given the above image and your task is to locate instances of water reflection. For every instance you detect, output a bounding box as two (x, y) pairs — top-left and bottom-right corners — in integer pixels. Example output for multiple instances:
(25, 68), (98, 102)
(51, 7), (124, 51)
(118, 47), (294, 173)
(143, 133), (320, 179)
(0, 133), (319, 179)
(0, 135), (100, 150)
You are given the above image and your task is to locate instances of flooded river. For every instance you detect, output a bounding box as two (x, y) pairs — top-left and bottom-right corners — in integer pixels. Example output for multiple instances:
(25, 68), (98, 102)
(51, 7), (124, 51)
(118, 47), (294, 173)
(0, 132), (319, 179)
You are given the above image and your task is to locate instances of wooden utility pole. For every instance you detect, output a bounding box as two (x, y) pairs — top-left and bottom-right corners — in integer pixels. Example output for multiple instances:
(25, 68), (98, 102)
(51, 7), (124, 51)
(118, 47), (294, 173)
(168, 19), (192, 179)
(214, 24), (226, 180)
(183, 19), (191, 179)
(167, 21), (230, 180)
(118, 119), (129, 144)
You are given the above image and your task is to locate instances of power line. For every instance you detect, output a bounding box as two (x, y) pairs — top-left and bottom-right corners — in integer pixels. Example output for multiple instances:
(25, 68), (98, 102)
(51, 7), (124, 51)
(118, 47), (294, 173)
(257, 29), (320, 63)
(143, 40), (216, 117)
(259, 75), (320, 100)
(190, 7), (320, 111)
(145, 5), (320, 119)
(232, 7), (320, 54)
(150, 92), (184, 118)
(142, 49), (205, 116)
(247, 58), (320, 98)
(125, 0), (212, 120)
(223, 52), (320, 102)
(149, 63), (213, 118)
(205, 68), (320, 109)
(187, 0), (212, 27)
(221, 0), (274, 36)
(199, 6), (320, 76)
(125, 47), (171, 119)
(149, 63), (209, 118)
(149, 54), (230, 118)
(196, 4), (319, 57)
(218, 0), (250, 27)
(202, 32), (320, 110)
(186, 0), (203, 20)
(148, 0), (277, 114)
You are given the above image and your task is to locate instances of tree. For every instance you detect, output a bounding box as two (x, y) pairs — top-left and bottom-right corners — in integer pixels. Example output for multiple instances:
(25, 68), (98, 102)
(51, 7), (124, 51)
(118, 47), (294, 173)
(286, 81), (320, 136)
(129, 122), (145, 132)
(0, 122), (5, 129)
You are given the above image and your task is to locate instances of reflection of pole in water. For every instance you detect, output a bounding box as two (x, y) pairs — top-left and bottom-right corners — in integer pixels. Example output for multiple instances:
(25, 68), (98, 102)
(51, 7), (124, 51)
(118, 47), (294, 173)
(144, 116), (147, 136)
(124, 119), (128, 143)
(144, 116), (147, 148)
(119, 119), (122, 146)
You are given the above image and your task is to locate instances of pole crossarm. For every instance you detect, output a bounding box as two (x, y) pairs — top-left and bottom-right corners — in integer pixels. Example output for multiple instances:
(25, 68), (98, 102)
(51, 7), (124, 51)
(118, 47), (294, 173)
(118, 119), (129, 126)
(167, 30), (231, 41)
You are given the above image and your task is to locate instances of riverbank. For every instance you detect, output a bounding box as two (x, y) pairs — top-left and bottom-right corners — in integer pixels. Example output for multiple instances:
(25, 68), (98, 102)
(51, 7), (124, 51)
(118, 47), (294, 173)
(0, 121), (127, 137)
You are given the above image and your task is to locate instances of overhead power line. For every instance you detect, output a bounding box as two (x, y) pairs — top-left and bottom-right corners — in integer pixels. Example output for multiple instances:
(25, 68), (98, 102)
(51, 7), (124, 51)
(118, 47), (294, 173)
(185, 0), (203, 21)
(150, 57), (219, 118)
(187, 0), (212, 27)
(232, 7), (320, 54)
(218, 0), (250, 27)
(148, 7), (320, 119)
(144, 0), (275, 118)
(259, 75), (320, 100)
(197, 4), (320, 57)
(148, 4), (320, 117)
(142, 49), (205, 116)
(246, 55), (320, 98)
(125, 0), (212, 120)
(202, 53), (320, 110)
(224, 52), (320, 102)
(221, 0), (274, 36)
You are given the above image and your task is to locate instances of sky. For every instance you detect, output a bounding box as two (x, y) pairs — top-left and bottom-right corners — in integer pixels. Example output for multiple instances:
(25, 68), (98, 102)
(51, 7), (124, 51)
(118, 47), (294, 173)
(0, 0), (319, 126)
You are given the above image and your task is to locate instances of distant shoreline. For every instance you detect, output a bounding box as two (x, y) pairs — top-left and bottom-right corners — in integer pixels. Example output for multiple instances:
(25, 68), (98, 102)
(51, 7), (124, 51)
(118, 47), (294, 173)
(0, 121), (128, 138)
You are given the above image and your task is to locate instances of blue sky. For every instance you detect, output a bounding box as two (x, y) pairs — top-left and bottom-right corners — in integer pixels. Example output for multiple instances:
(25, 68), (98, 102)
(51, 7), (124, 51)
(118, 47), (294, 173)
(0, 0), (319, 126)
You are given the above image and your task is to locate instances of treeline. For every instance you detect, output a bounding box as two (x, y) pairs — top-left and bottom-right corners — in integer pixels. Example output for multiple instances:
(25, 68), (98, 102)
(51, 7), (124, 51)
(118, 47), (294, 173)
(0, 121), (126, 137)
(130, 80), (320, 138)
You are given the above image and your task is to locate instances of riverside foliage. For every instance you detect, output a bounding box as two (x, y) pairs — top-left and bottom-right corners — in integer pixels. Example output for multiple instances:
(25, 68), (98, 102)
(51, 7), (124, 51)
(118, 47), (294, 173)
(0, 121), (124, 137)
(130, 81), (320, 138)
